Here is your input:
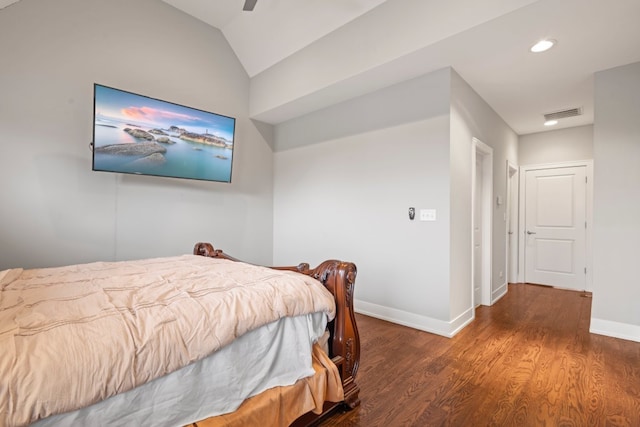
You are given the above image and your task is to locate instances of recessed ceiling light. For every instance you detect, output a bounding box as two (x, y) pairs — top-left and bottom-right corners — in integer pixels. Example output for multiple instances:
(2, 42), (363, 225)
(544, 119), (558, 126)
(530, 39), (556, 53)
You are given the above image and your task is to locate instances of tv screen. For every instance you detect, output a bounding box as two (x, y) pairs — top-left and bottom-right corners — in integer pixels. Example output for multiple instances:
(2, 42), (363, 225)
(92, 84), (235, 183)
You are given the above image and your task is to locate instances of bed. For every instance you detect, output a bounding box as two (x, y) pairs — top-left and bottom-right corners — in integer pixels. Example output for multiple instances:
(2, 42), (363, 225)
(0, 242), (360, 427)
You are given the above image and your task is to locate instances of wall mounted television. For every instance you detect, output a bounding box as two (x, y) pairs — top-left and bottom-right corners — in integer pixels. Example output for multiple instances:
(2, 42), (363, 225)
(92, 84), (236, 183)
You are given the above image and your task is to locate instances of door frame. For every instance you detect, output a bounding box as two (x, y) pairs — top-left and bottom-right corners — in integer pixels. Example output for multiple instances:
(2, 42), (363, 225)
(506, 161), (518, 284)
(517, 160), (593, 290)
(472, 138), (493, 306)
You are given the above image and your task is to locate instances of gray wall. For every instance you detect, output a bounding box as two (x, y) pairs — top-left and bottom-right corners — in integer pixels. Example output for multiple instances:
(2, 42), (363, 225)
(591, 61), (640, 341)
(519, 125), (593, 165)
(273, 70), (453, 333)
(0, 0), (274, 269)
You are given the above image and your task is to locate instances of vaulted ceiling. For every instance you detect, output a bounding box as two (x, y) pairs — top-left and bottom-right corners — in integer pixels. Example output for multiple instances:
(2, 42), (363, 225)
(3, 0), (640, 135)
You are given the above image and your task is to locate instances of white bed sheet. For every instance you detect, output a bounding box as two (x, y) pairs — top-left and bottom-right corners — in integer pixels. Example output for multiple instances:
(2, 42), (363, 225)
(32, 312), (328, 427)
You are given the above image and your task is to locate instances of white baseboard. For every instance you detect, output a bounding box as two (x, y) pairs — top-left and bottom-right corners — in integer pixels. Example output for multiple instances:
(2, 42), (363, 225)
(491, 282), (508, 304)
(590, 318), (640, 343)
(354, 299), (474, 338)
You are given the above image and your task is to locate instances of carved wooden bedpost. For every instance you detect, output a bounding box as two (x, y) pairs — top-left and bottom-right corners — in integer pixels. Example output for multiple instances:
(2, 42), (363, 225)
(310, 260), (360, 409)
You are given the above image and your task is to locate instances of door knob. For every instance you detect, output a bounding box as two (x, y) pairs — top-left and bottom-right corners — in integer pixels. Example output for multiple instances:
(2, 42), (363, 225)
(526, 230), (536, 235)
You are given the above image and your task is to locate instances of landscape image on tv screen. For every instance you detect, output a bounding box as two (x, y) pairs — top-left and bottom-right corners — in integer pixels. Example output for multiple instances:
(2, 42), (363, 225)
(93, 84), (235, 183)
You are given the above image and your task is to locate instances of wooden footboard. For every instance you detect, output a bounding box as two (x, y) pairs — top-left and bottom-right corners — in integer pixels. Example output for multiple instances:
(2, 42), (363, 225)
(193, 242), (361, 422)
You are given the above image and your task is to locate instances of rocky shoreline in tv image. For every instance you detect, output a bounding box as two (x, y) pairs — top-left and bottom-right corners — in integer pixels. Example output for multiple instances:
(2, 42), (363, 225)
(95, 125), (233, 163)
(96, 125), (232, 161)
(93, 123), (234, 181)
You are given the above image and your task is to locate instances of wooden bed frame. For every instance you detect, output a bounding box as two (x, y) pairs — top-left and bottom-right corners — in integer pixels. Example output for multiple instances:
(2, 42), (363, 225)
(193, 242), (361, 425)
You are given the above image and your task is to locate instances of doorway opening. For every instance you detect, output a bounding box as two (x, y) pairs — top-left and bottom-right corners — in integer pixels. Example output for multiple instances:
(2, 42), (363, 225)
(506, 162), (518, 284)
(472, 138), (493, 307)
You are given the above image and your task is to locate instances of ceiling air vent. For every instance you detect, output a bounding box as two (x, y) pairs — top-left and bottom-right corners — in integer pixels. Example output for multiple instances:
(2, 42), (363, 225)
(544, 107), (583, 121)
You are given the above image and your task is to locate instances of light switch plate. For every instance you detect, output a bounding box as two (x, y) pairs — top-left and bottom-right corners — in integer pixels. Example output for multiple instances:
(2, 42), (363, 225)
(420, 209), (436, 221)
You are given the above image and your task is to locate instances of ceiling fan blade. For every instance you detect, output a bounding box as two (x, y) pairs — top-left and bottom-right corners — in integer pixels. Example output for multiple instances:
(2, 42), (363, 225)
(243, 0), (257, 11)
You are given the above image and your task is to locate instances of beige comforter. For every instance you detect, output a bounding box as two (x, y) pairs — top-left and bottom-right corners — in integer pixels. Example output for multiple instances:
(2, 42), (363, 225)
(0, 255), (336, 427)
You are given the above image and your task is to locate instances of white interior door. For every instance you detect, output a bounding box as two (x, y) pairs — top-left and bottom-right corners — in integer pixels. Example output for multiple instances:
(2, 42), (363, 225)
(524, 166), (587, 290)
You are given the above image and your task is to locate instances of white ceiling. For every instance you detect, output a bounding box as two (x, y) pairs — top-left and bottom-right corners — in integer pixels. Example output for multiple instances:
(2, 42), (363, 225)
(4, 0), (640, 135)
(163, 0), (390, 77)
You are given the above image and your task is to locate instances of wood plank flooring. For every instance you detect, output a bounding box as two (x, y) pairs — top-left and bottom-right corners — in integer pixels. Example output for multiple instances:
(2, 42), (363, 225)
(321, 284), (640, 427)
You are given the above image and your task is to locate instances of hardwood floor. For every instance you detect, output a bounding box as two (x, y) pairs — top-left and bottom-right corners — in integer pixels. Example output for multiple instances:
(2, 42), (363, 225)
(321, 283), (640, 427)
